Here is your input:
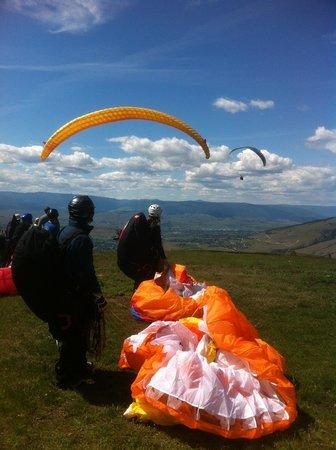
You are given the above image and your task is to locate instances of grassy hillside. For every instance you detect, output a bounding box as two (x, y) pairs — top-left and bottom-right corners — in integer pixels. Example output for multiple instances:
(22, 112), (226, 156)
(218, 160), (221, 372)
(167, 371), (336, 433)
(1, 251), (335, 449)
(296, 238), (336, 258)
(237, 217), (336, 256)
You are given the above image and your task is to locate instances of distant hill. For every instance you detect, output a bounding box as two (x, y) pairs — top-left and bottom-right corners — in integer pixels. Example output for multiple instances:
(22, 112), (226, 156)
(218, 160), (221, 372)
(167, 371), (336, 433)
(295, 238), (336, 258)
(1, 191), (336, 223)
(0, 191), (335, 251)
(237, 217), (336, 257)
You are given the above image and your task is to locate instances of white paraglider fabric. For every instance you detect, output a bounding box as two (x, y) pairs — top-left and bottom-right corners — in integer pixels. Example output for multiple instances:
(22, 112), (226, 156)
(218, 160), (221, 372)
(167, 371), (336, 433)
(167, 270), (206, 300)
(127, 321), (198, 354)
(131, 321), (289, 430)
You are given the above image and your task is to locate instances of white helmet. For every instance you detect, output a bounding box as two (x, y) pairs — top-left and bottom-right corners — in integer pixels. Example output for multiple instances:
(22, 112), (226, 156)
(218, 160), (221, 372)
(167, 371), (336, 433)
(148, 204), (162, 219)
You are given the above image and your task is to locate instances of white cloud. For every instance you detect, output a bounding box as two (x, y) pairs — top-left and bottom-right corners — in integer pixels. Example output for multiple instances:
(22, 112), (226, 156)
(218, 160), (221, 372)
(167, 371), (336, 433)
(185, 164), (336, 204)
(252, 167), (336, 201)
(214, 97), (275, 113)
(250, 99), (274, 110)
(0, 144), (41, 164)
(231, 149), (291, 172)
(107, 136), (211, 168)
(0, 140), (335, 204)
(297, 105), (310, 112)
(186, 149), (292, 185)
(5, 0), (130, 33)
(0, 143), (101, 171)
(213, 97), (248, 114)
(306, 126), (336, 154)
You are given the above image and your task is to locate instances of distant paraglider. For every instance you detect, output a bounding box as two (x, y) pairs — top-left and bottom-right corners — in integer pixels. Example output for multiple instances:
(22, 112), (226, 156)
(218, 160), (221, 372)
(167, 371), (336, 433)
(229, 146), (266, 181)
(229, 146), (266, 166)
(41, 106), (210, 160)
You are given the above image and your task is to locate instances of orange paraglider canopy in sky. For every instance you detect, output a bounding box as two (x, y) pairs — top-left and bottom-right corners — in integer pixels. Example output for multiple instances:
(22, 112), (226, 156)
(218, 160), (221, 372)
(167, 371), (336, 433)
(41, 106), (210, 160)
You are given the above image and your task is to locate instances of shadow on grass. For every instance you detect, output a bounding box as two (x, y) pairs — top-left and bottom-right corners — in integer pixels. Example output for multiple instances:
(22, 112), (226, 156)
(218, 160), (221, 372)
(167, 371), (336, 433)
(160, 407), (314, 449)
(77, 370), (314, 448)
(77, 369), (136, 407)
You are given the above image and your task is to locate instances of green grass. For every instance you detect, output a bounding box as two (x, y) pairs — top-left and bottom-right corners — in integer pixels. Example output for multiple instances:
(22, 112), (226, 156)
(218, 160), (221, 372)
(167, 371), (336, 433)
(1, 251), (335, 449)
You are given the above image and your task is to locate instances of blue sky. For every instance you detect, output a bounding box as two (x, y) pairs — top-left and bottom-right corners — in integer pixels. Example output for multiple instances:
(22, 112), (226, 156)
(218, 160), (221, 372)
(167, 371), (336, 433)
(0, 0), (335, 204)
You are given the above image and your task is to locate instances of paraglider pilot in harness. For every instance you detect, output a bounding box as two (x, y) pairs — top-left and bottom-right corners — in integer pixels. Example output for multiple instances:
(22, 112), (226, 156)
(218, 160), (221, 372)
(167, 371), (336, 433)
(117, 204), (169, 290)
(53, 195), (107, 388)
(12, 195), (107, 389)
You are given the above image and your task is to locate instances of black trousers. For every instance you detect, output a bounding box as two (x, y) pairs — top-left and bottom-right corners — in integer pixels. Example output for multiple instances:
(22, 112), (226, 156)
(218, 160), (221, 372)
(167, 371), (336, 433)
(48, 295), (95, 381)
(12, 265), (95, 381)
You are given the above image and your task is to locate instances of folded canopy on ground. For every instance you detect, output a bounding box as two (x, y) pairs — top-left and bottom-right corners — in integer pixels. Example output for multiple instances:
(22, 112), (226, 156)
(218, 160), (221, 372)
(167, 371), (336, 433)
(120, 265), (297, 439)
(130, 264), (205, 321)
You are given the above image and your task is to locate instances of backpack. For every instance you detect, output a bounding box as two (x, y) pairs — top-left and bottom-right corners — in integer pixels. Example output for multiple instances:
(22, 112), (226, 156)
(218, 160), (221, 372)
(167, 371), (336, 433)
(11, 226), (84, 322)
(117, 213), (153, 263)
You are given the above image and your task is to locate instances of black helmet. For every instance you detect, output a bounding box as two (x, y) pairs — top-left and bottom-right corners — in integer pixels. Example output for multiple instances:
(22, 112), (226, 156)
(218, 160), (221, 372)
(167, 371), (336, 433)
(68, 195), (95, 221)
(21, 213), (33, 224)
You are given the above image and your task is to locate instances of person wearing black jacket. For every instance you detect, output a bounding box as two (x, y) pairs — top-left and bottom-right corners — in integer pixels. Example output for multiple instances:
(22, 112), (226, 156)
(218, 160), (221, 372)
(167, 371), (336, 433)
(37, 206), (51, 227)
(2, 213), (21, 266)
(51, 195), (107, 389)
(117, 204), (168, 289)
(38, 206), (60, 230)
(4, 213), (32, 265)
(5, 213), (21, 240)
(11, 213), (32, 246)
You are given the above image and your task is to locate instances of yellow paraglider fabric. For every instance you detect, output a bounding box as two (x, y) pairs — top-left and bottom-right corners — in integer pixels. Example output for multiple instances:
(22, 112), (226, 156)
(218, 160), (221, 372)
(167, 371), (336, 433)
(41, 107), (210, 160)
(124, 399), (177, 426)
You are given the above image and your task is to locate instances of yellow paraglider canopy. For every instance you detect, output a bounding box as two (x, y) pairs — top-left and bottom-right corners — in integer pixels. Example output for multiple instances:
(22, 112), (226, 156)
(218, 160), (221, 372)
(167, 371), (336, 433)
(41, 106), (210, 160)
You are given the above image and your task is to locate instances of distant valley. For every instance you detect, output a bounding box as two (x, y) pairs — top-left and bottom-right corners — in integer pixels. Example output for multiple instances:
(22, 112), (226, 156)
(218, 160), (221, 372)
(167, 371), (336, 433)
(236, 217), (336, 258)
(0, 191), (335, 256)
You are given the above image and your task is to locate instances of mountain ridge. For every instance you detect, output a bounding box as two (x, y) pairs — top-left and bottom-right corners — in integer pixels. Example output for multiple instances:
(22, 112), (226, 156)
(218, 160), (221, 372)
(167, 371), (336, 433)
(0, 191), (335, 253)
(0, 191), (335, 221)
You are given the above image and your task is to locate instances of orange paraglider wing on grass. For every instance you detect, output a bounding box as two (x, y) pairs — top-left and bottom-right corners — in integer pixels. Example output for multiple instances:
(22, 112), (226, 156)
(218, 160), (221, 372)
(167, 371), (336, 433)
(130, 264), (204, 322)
(119, 265), (297, 440)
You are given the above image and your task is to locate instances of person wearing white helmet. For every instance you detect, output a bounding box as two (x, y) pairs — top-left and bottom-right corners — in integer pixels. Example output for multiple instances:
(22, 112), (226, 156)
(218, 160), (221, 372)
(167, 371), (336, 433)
(148, 204), (162, 219)
(117, 203), (168, 289)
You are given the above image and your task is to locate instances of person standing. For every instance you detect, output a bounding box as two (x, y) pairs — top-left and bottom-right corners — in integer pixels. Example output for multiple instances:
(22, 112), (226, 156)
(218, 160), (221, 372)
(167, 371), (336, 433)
(5, 213), (21, 240)
(37, 206), (51, 227)
(2, 213), (21, 266)
(5, 213), (32, 265)
(12, 197), (106, 389)
(42, 208), (60, 237)
(52, 195), (107, 388)
(117, 204), (168, 289)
